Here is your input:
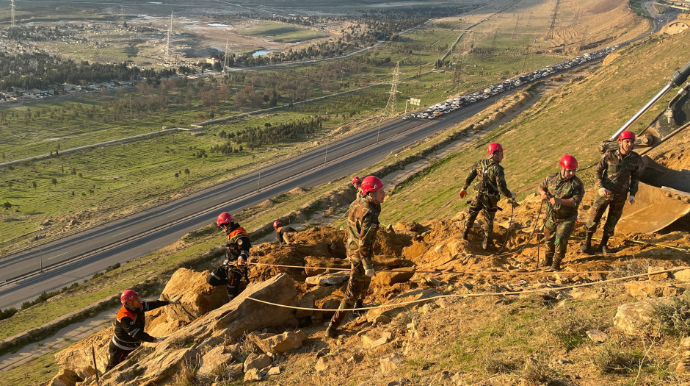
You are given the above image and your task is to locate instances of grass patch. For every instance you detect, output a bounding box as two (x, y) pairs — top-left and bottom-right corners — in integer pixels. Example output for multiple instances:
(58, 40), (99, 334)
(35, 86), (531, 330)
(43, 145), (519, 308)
(0, 352), (58, 386)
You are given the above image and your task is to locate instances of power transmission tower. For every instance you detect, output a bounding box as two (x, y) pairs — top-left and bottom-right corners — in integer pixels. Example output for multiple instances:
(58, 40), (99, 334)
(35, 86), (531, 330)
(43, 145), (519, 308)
(10, 0), (15, 28)
(579, 24), (589, 52)
(165, 11), (174, 65)
(511, 14), (521, 40)
(546, 0), (560, 40)
(223, 39), (229, 74)
(383, 62), (400, 117)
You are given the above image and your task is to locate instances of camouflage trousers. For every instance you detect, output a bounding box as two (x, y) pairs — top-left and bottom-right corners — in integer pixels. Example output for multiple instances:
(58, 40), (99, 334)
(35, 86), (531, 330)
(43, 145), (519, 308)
(585, 192), (627, 237)
(543, 215), (576, 257)
(330, 255), (371, 329)
(465, 192), (500, 235)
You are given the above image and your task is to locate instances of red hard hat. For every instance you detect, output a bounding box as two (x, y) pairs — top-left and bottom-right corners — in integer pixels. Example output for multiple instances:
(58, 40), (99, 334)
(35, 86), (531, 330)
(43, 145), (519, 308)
(559, 154), (578, 170)
(351, 176), (361, 186)
(273, 220), (281, 229)
(360, 176), (384, 196)
(216, 212), (233, 227)
(618, 130), (635, 141)
(120, 289), (139, 305)
(487, 142), (504, 154)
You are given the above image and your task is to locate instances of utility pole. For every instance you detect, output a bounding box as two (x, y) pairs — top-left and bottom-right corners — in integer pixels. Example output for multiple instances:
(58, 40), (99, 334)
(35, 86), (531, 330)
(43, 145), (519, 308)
(324, 146), (328, 163)
(40, 245), (43, 273)
(257, 170), (261, 192)
(383, 61), (400, 117)
(223, 39), (229, 74)
(10, 0), (15, 28)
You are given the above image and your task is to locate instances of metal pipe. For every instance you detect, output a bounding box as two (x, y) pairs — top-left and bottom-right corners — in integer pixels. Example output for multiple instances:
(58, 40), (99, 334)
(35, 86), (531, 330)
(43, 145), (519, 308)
(610, 84), (672, 140)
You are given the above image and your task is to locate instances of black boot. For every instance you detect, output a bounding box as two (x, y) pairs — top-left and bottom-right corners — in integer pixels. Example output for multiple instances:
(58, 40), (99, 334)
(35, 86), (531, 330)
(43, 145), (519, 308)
(545, 253), (563, 272)
(482, 234), (495, 250)
(580, 231), (594, 254)
(597, 234), (611, 254)
(542, 253), (553, 268)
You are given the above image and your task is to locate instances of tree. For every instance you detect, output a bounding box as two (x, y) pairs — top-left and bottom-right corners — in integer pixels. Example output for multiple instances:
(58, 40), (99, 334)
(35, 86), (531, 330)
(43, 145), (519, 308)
(32, 181), (37, 191)
(51, 178), (58, 188)
(3, 202), (11, 210)
(7, 181), (12, 190)
(184, 169), (190, 176)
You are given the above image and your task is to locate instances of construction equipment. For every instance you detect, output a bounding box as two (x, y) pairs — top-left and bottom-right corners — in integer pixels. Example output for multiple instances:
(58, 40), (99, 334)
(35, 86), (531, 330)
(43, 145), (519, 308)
(612, 59), (690, 234)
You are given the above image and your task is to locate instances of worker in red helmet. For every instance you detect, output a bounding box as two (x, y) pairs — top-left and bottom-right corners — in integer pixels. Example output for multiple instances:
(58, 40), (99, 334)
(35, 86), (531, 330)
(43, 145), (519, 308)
(459, 142), (516, 250)
(273, 220), (297, 245)
(352, 176), (362, 199)
(206, 212), (251, 298)
(326, 175), (385, 339)
(106, 289), (180, 372)
(582, 130), (641, 254)
(536, 155), (585, 271)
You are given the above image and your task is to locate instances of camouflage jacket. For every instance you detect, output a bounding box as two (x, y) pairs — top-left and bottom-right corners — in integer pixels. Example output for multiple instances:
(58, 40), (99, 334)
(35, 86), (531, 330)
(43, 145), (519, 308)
(463, 159), (512, 198)
(346, 195), (381, 269)
(594, 149), (641, 196)
(539, 173), (585, 220)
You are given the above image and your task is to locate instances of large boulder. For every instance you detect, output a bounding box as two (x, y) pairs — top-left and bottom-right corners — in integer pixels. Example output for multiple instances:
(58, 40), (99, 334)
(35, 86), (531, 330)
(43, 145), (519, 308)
(372, 268), (415, 287)
(196, 346), (234, 379)
(250, 330), (307, 355)
(97, 274), (298, 386)
(614, 297), (674, 336)
(146, 268), (229, 337)
(624, 281), (684, 300)
(54, 327), (112, 381)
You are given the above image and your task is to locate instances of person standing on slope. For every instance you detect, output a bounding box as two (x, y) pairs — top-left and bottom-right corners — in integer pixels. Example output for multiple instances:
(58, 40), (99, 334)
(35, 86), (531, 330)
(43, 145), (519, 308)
(352, 176), (362, 199)
(459, 142), (516, 250)
(106, 290), (179, 371)
(581, 130), (641, 254)
(326, 176), (384, 338)
(537, 155), (585, 272)
(206, 212), (251, 299)
(273, 220), (297, 245)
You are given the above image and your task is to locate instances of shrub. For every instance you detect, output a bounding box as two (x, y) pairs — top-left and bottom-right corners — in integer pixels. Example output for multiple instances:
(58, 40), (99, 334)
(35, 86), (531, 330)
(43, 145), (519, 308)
(651, 291), (690, 336)
(592, 343), (648, 374)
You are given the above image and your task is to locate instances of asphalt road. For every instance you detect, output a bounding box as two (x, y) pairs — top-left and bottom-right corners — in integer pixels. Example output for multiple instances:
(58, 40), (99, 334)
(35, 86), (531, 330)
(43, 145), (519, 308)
(0, 94), (502, 309)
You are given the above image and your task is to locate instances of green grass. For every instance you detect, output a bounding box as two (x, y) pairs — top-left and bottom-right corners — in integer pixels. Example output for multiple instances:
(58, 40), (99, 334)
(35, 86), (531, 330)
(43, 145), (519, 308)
(241, 21), (325, 43)
(0, 352), (58, 386)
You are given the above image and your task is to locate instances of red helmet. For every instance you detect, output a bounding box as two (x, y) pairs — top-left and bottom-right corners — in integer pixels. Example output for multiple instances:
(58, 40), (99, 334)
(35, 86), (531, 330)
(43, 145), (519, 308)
(351, 176), (361, 186)
(559, 154), (578, 170)
(273, 220), (281, 230)
(487, 142), (504, 154)
(120, 289), (139, 305)
(618, 130), (635, 141)
(360, 176), (384, 196)
(216, 212), (233, 227)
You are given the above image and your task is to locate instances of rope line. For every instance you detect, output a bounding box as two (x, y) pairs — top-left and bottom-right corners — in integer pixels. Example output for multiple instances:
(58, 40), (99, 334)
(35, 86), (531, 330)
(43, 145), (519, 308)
(247, 266), (690, 312)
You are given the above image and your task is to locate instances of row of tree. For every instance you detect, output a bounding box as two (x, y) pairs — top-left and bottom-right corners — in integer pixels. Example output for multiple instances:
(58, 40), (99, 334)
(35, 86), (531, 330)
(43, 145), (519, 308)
(212, 116), (326, 150)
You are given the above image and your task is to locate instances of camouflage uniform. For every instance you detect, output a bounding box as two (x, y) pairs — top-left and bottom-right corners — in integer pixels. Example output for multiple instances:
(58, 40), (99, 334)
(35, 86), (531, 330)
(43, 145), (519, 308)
(462, 159), (513, 246)
(539, 173), (585, 269)
(329, 195), (381, 330)
(586, 149), (641, 237)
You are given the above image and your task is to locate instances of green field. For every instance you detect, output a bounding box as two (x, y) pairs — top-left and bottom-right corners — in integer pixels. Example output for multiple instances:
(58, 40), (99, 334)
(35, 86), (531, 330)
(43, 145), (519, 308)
(241, 21), (326, 43)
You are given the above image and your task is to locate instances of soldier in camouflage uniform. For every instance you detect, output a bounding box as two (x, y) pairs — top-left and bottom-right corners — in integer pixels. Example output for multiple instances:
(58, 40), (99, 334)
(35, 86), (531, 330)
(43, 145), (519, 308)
(326, 175), (384, 339)
(352, 176), (362, 199)
(459, 142), (516, 250)
(537, 155), (585, 271)
(581, 130), (641, 254)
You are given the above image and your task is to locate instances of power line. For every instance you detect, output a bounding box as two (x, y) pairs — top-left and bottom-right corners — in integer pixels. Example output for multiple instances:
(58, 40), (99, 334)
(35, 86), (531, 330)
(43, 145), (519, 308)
(546, 0), (561, 40)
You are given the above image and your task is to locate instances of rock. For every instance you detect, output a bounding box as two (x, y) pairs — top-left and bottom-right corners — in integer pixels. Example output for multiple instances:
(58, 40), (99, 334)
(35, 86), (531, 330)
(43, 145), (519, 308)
(48, 369), (79, 386)
(315, 356), (337, 372)
(225, 363), (243, 380)
(380, 353), (404, 373)
(676, 338), (690, 374)
(674, 269), (690, 282)
(320, 298), (341, 319)
(614, 297), (674, 336)
(251, 330), (307, 355)
(296, 295), (315, 319)
(267, 366), (281, 376)
(197, 346), (234, 379)
(303, 256), (343, 277)
(97, 274), (297, 386)
(374, 314), (392, 325)
(244, 353), (273, 373)
(648, 266), (670, 281)
(362, 331), (392, 349)
(402, 241), (429, 260)
(569, 288), (600, 300)
(305, 272), (350, 286)
(367, 288), (442, 322)
(244, 368), (263, 382)
(54, 327), (112, 380)
(624, 281), (684, 300)
(147, 268), (230, 337)
(373, 268), (415, 286)
(586, 329), (608, 343)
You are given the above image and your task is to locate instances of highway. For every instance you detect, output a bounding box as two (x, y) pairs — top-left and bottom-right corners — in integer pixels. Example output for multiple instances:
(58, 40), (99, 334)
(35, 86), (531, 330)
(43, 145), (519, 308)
(0, 95), (502, 309)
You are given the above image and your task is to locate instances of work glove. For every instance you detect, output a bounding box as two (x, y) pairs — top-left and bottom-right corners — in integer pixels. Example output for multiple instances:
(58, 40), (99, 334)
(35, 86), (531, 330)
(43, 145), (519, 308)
(598, 188), (610, 197)
(169, 295), (181, 305)
(238, 251), (249, 265)
(459, 189), (467, 199)
(157, 336), (167, 343)
(365, 268), (376, 277)
(628, 195), (635, 205)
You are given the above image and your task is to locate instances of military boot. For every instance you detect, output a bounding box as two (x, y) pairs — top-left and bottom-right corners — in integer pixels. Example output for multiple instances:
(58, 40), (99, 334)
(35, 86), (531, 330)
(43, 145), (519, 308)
(580, 231), (594, 254)
(545, 253), (563, 272)
(482, 234), (495, 251)
(542, 253), (553, 268)
(597, 234), (611, 254)
(462, 227), (470, 241)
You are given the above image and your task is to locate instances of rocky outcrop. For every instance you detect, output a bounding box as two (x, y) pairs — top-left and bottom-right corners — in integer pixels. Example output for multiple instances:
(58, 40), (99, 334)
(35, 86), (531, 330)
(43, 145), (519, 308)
(249, 330), (307, 355)
(624, 281), (685, 300)
(96, 273), (298, 386)
(54, 327), (112, 381)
